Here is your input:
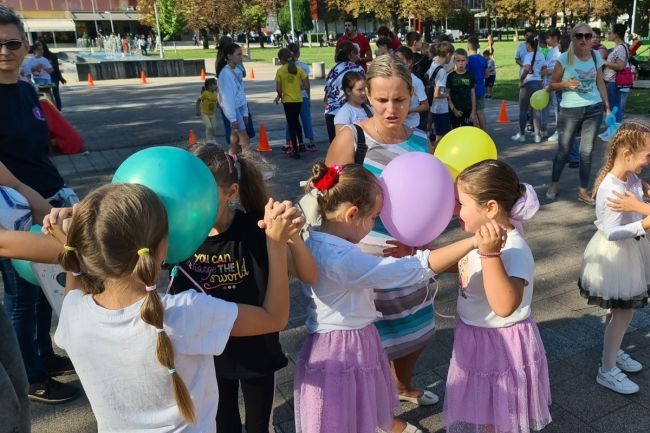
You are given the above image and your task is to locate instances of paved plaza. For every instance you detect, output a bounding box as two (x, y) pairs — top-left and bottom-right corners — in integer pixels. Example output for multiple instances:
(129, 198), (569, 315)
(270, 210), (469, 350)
(19, 60), (650, 433)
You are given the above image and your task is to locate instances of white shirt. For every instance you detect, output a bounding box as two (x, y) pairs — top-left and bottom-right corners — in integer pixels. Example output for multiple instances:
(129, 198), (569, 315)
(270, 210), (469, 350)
(523, 50), (546, 83)
(54, 290), (238, 433)
(218, 65), (248, 122)
(457, 229), (534, 328)
(545, 46), (561, 85)
(333, 102), (369, 125)
(429, 67), (449, 114)
(515, 42), (529, 74)
(595, 173), (646, 241)
(303, 229), (435, 333)
(20, 56), (52, 81)
(405, 73), (427, 128)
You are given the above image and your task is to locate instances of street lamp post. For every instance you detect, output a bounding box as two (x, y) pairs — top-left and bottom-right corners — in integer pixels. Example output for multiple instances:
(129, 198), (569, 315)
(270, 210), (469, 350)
(631, 0), (638, 37)
(105, 11), (115, 34)
(153, 0), (165, 59)
(90, 0), (99, 37)
(289, 0), (295, 43)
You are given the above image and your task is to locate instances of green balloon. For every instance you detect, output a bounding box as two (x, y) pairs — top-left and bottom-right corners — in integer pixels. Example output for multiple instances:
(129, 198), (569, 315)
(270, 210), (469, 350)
(530, 89), (550, 111)
(11, 224), (42, 286)
(112, 146), (219, 264)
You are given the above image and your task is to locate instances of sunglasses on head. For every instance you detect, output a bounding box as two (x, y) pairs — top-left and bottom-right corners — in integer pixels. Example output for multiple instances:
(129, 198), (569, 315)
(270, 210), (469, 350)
(574, 33), (593, 40)
(0, 39), (23, 50)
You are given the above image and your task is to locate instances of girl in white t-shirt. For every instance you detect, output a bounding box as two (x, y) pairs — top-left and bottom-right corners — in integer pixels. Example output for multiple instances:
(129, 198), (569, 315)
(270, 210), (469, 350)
(333, 71), (372, 133)
(394, 47), (429, 131)
(44, 183), (300, 433)
(296, 161), (486, 433)
(444, 159), (552, 433)
(581, 121), (650, 395)
(513, 35), (547, 144)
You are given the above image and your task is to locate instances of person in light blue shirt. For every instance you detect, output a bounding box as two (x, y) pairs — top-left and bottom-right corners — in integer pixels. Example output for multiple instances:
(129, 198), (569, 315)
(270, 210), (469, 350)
(546, 24), (610, 205)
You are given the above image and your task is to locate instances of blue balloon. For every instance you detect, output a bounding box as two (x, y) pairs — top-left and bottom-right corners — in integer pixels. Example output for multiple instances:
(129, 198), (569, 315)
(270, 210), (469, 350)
(11, 224), (43, 286)
(112, 146), (219, 264)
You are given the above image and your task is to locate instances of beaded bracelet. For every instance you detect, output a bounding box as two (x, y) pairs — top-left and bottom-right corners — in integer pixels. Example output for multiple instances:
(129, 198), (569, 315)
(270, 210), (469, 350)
(478, 251), (502, 258)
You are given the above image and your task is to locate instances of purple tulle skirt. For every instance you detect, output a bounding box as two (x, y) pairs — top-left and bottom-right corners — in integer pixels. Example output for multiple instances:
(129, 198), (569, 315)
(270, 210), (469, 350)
(444, 317), (552, 433)
(294, 325), (398, 433)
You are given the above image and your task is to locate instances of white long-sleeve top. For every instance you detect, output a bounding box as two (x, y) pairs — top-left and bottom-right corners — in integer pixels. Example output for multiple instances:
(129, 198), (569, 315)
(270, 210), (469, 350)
(218, 65), (248, 122)
(595, 173), (646, 241)
(303, 229), (435, 333)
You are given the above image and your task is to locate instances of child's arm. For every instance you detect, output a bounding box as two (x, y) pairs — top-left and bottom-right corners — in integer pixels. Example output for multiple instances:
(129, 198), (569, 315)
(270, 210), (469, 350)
(408, 98), (429, 114)
(0, 229), (62, 263)
(274, 81), (282, 104)
(476, 221), (524, 317)
(0, 162), (52, 223)
(427, 237), (476, 274)
(195, 97), (201, 116)
(230, 199), (293, 336)
(302, 77), (310, 99)
(470, 88), (477, 124)
(288, 234), (318, 285)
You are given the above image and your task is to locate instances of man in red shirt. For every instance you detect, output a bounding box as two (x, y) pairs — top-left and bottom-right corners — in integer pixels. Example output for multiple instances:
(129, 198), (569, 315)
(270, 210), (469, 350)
(336, 18), (372, 70)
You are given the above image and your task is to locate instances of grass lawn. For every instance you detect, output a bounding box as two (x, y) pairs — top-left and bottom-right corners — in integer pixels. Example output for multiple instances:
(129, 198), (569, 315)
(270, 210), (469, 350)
(165, 42), (648, 115)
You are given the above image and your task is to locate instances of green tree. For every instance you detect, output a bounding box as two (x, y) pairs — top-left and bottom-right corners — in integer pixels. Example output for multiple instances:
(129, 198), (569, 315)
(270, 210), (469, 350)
(158, 0), (187, 40)
(241, 4), (269, 48)
(278, 0), (314, 34)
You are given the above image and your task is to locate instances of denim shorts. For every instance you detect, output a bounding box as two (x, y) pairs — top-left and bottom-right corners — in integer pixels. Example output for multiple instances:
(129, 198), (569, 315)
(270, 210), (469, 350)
(475, 95), (486, 111)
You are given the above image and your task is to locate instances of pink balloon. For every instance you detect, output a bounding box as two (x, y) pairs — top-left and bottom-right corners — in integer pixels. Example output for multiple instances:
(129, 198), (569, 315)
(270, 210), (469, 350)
(379, 152), (455, 247)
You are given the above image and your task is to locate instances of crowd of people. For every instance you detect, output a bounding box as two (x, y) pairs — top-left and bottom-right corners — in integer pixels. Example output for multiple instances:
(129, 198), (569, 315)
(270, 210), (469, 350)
(3, 3), (650, 433)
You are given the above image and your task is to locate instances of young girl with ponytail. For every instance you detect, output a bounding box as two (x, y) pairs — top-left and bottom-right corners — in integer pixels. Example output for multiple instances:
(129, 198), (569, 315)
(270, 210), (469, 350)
(512, 35), (547, 144)
(275, 48), (309, 159)
(169, 144), (317, 433)
(580, 121), (650, 395)
(48, 183), (299, 432)
(295, 161), (488, 433)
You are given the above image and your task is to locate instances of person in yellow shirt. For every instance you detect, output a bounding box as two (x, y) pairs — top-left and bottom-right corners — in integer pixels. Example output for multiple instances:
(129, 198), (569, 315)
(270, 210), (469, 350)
(195, 78), (219, 144)
(274, 48), (308, 159)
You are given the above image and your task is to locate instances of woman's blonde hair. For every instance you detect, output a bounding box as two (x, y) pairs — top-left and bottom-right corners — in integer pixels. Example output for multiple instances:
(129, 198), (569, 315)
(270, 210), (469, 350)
(592, 121), (650, 197)
(59, 183), (196, 424)
(567, 23), (592, 67)
(366, 54), (412, 94)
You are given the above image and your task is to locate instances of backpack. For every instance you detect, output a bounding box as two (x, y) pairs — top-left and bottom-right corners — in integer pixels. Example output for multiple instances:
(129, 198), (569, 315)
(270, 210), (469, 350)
(426, 65), (443, 105)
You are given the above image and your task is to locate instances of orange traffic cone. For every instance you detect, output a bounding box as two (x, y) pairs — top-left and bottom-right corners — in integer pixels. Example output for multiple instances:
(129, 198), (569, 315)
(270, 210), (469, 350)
(497, 100), (509, 123)
(140, 70), (147, 84)
(200, 68), (206, 80)
(256, 123), (271, 152)
(87, 73), (95, 87)
(250, 68), (255, 79)
(188, 129), (196, 146)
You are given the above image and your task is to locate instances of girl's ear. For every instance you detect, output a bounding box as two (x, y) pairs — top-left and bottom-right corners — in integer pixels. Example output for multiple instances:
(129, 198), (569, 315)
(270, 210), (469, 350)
(226, 183), (240, 201)
(342, 205), (359, 224)
(484, 199), (500, 219)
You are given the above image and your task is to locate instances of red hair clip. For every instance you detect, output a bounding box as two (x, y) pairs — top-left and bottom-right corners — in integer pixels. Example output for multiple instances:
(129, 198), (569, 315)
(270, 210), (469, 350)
(314, 165), (343, 191)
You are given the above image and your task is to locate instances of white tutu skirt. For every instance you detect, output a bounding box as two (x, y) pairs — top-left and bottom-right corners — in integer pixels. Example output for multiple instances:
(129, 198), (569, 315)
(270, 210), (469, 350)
(579, 230), (650, 309)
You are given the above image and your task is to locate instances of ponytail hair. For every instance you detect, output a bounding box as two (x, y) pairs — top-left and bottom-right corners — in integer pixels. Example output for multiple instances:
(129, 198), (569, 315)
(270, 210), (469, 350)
(191, 144), (268, 215)
(527, 35), (539, 75)
(305, 161), (382, 219)
(278, 48), (297, 74)
(592, 121), (650, 198)
(201, 77), (217, 93)
(59, 183), (196, 424)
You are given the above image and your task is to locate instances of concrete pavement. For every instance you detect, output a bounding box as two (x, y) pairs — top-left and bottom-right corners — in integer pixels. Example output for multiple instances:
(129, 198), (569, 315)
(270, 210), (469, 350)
(19, 61), (650, 433)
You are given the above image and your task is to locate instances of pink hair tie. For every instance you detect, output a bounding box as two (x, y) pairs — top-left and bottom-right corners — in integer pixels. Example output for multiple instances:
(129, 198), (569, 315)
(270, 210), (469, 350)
(145, 285), (157, 292)
(72, 272), (82, 277)
(509, 183), (540, 235)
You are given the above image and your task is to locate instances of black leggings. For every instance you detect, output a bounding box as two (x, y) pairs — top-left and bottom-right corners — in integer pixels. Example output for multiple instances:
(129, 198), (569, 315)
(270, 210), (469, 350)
(325, 113), (336, 143)
(283, 102), (303, 148)
(216, 374), (276, 433)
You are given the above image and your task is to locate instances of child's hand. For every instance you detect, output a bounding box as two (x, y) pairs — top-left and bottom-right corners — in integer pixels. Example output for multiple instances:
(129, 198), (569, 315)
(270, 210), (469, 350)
(452, 109), (463, 118)
(607, 190), (642, 213)
(42, 206), (74, 244)
(274, 95), (281, 104)
(475, 220), (507, 254)
(263, 199), (293, 243)
(382, 240), (415, 258)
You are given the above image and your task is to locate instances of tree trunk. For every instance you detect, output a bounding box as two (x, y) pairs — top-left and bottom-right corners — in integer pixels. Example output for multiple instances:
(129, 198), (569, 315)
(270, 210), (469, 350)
(200, 28), (209, 49)
(424, 20), (432, 42)
(487, 13), (492, 33)
(258, 25), (265, 48)
(551, 14), (557, 28)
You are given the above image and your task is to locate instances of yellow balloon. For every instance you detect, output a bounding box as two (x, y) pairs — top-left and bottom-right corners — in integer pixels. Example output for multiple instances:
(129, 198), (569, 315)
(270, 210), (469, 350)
(434, 126), (497, 177)
(530, 89), (550, 110)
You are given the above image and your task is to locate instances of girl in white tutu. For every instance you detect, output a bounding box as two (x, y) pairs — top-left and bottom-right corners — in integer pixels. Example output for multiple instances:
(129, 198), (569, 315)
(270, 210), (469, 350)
(580, 120), (650, 395)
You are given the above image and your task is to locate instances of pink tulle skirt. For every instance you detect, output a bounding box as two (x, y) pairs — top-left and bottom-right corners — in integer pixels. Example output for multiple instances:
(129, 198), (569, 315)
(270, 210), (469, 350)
(294, 325), (398, 433)
(444, 316), (552, 433)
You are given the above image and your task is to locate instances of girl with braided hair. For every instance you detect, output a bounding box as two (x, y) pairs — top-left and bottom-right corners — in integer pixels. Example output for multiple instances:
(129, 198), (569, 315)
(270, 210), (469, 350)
(579, 121), (650, 395)
(46, 182), (299, 432)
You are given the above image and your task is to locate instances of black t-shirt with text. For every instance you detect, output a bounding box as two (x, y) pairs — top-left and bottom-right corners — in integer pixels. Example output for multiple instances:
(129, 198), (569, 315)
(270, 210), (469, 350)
(446, 71), (476, 115)
(170, 210), (287, 379)
(0, 81), (64, 198)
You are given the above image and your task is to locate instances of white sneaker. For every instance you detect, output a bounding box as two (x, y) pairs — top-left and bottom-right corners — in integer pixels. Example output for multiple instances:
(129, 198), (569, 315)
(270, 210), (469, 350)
(511, 133), (525, 142)
(598, 131), (610, 142)
(617, 350), (643, 373)
(596, 366), (639, 394)
(548, 131), (559, 142)
(534, 134), (542, 143)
